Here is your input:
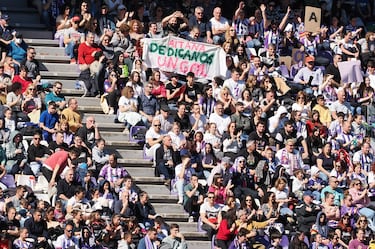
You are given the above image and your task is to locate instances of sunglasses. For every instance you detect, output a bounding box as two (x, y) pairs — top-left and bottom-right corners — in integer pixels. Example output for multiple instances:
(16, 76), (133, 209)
(154, 124), (161, 127)
(207, 196), (215, 199)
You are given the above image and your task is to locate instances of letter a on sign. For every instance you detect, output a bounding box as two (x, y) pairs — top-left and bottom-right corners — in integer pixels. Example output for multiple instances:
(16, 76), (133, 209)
(304, 6), (321, 32)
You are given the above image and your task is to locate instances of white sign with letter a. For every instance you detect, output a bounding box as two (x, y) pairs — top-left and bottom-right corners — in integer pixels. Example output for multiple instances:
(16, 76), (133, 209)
(304, 6), (321, 32)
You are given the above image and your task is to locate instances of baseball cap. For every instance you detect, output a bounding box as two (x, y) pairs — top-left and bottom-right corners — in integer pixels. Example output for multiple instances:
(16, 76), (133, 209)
(0, 15), (9, 20)
(72, 16), (81, 22)
(303, 190), (314, 197)
(160, 105), (170, 112)
(118, 4), (126, 11)
(305, 56), (315, 64)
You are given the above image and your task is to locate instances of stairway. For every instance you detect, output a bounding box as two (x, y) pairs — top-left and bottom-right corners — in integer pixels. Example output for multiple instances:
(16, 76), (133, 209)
(1, 1), (210, 248)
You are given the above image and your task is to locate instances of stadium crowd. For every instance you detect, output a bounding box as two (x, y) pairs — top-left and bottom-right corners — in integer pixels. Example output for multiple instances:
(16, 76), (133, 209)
(0, 0), (374, 249)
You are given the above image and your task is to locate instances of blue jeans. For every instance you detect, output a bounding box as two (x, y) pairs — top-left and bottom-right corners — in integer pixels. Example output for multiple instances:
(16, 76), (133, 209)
(65, 41), (76, 59)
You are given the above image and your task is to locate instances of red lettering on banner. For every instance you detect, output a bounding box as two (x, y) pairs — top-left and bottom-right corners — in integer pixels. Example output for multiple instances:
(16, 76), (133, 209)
(185, 42), (206, 52)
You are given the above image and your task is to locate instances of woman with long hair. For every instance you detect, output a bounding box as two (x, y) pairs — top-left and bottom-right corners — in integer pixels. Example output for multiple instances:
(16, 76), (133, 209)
(199, 85), (216, 119)
(317, 142), (336, 181)
(306, 110), (326, 137)
(150, 70), (166, 104)
(53, 120), (73, 145)
(208, 173), (229, 205)
(218, 87), (236, 115)
(117, 86), (140, 134)
(103, 70), (121, 114)
(126, 71), (143, 98)
(222, 122), (242, 160)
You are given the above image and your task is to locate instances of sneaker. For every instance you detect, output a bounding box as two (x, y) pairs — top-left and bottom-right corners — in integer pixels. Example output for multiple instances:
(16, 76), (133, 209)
(108, 108), (114, 115)
(188, 216), (194, 223)
(122, 128), (129, 134)
(70, 58), (76, 64)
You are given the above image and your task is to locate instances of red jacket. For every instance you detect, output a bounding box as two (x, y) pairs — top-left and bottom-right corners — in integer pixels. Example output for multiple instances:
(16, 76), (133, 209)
(78, 42), (101, 65)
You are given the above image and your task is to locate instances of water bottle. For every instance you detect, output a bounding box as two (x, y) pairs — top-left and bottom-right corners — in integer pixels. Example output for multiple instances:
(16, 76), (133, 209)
(122, 65), (129, 78)
(75, 80), (81, 90)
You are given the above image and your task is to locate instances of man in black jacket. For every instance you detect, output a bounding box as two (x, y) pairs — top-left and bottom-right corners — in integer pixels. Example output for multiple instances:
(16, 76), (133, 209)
(295, 191), (321, 235)
(24, 209), (50, 248)
(155, 135), (179, 186)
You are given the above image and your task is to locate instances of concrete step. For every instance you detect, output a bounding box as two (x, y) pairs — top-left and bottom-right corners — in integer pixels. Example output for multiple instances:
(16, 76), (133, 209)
(117, 158), (152, 167)
(126, 167), (155, 177)
(40, 71), (79, 80)
(5, 12), (40, 24)
(148, 193), (178, 203)
(137, 184), (170, 195)
(36, 55), (70, 63)
(100, 131), (134, 142)
(24, 38), (59, 47)
(186, 241), (211, 249)
(35, 46), (66, 56)
(112, 149), (144, 159)
(183, 232), (208, 240)
(105, 140), (143, 149)
(1, 1), (29, 8)
(11, 22), (47, 30)
(19, 30), (53, 39)
(133, 177), (164, 185)
(174, 222), (201, 232)
(40, 63), (80, 72)
(76, 97), (100, 106)
(82, 113), (118, 123)
(153, 203), (186, 215)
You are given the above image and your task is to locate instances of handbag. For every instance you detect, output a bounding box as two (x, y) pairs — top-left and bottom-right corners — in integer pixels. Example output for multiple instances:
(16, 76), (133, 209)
(100, 94), (110, 114)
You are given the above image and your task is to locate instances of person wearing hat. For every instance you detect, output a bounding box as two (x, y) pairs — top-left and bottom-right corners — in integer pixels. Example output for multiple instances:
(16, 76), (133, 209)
(64, 15), (85, 64)
(293, 55), (323, 96)
(295, 190), (322, 234)
(279, 23), (303, 57)
(97, 3), (116, 35)
(154, 105), (173, 132)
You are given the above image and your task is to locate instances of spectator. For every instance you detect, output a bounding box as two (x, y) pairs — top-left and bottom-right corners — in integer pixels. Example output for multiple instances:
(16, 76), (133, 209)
(27, 132), (51, 176)
(64, 15), (85, 64)
(42, 148), (79, 187)
(144, 118), (166, 158)
(155, 135), (179, 186)
(77, 32), (102, 97)
(77, 116), (100, 149)
(24, 209), (49, 249)
(45, 81), (66, 110)
(160, 223), (187, 249)
(137, 228), (158, 249)
(166, 73), (184, 111)
(48, 131), (70, 152)
(199, 191), (222, 240)
(61, 98), (82, 133)
(134, 192), (157, 230)
(138, 82), (160, 127)
(53, 223), (79, 249)
(39, 101), (59, 142)
(98, 154), (128, 191)
(183, 173), (204, 219)
(209, 7), (230, 45)
(188, 6), (213, 43)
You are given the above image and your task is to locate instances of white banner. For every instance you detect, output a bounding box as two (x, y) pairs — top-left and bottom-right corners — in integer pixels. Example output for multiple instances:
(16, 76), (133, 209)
(142, 36), (227, 79)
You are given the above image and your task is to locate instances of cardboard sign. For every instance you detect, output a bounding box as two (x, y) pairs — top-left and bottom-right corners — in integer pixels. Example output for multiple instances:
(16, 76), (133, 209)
(292, 48), (305, 65)
(304, 6), (321, 32)
(279, 56), (292, 70)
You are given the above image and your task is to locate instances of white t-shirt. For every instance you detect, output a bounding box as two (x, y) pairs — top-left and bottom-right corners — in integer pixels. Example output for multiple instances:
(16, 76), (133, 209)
(208, 113), (231, 135)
